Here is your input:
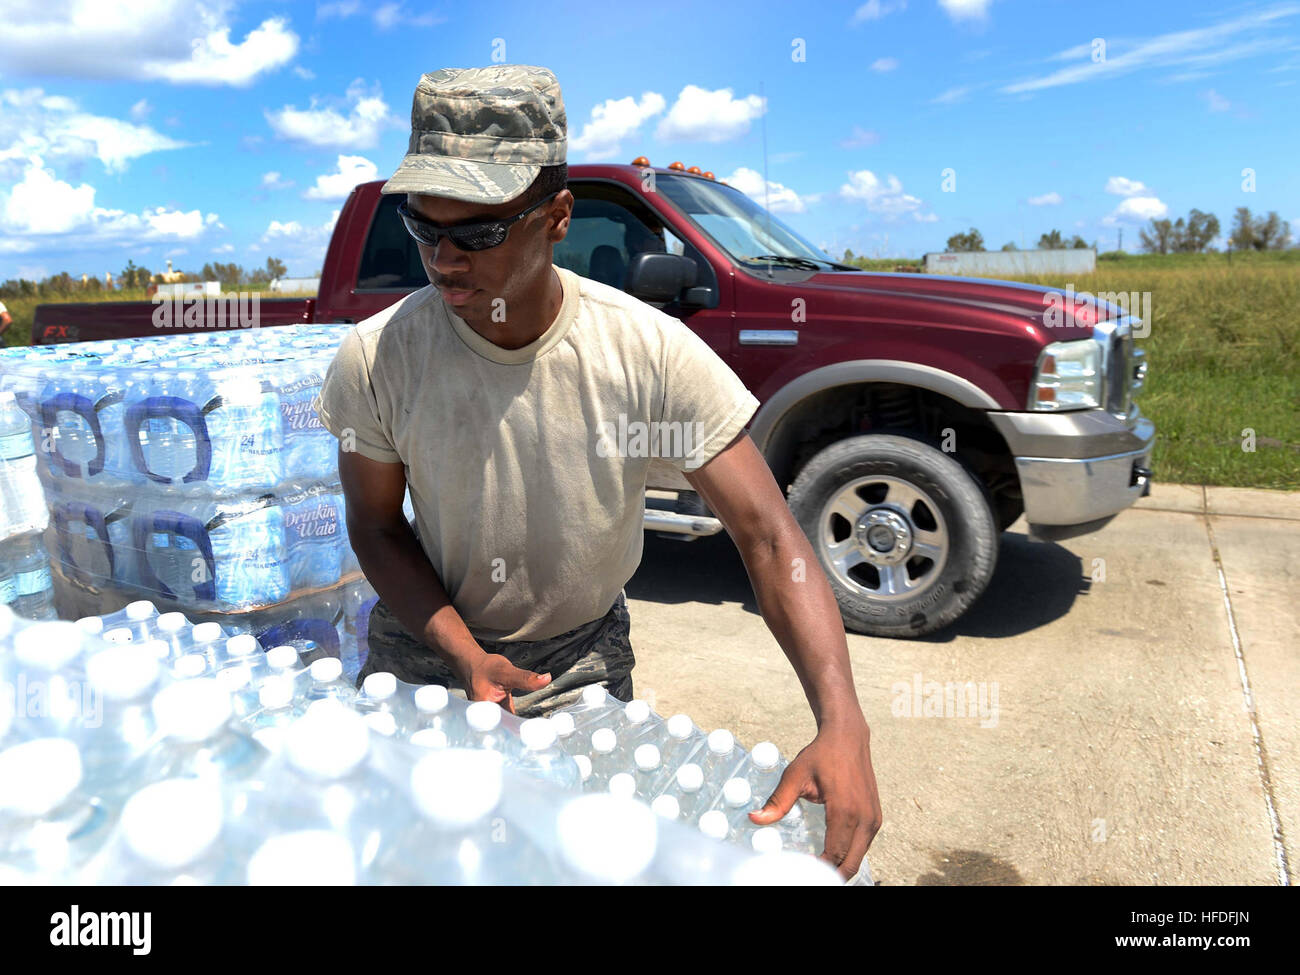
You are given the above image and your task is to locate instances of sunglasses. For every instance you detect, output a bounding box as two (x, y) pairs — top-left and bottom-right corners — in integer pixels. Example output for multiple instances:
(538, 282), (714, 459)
(396, 192), (560, 252)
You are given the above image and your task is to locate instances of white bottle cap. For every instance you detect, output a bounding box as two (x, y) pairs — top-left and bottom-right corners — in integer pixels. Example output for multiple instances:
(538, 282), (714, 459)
(125, 600), (157, 621)
(410, 748), (504, 825)
(121, 778), (223, 870)
(0, 738), (82, 816)
(14, 621), (83, 670)
(608, 772), (636, 800)
(413, 684), (449, 713)
(520, 717), (557, 751)
(86, 645), (160, 702)
(190, 621), (223, 645)
(782, 804), (804, 824)
(707, 728), (735, 755)
(267, 645), (299, 670)
(76, 616), (104, 635)
(730, 851), (843, 886)
(174, 653), (207, 678)
(155, 612), (187, 634)
(152, 678), (233, 742)
(666, 713), (694, 740)
(650, 795), (680, 820)
(102, 627), (134, 645)
(723, 777), (753, 808)
(573, 754), (592, 781)
(286, 705), (370, 780)
(557, 794), (657, 882)
(751, 741), (781, 770)
(751, 827), (784, 855)
(309, 657), (343, 682)
(362, 672), (397, 700)
(258, 675), (294, 709)
(466, 700), (502, 733)
(625, 699), (651, 724)
(410, 728), (449, 749)
(214, 665), (253, 693)
(580, 684), (607, 708)
(225, 634), (259, 658)
(698, 809), (730, 841)
(549, 712), (575, 738)
(590, 727), (617, 755)
(247, 830), (356, 886)
(675, 763), (704, 792)
(633, 743), (661, 772)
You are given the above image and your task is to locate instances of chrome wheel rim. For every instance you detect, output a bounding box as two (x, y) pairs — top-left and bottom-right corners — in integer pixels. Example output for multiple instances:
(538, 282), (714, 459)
(817, 475), (949, 602)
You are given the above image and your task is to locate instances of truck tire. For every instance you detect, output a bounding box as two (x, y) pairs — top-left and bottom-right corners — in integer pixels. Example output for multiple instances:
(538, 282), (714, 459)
(787, 433), (998, 638)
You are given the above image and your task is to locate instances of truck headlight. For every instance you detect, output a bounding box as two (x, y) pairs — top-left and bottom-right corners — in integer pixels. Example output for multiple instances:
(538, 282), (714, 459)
(1029, 339), (1101, 411)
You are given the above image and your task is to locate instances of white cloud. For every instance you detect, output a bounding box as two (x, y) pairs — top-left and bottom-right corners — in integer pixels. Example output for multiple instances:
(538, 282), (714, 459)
(1204, 88), (1231, 112)
(258, 208), (341, 275)
(0, 155), (219, 248)
(1103, 196), (1169, 225)
(1105, 176), (1149, 197)
(1002, 7), (1298, 95)
(266, 80), (396, 150)
(0, 2), (297, 86)
(1028, 192), (1062, 206)
(303, 155), (378, 200)
(213, 243), (235, 254)
(570, 92), (666, 161)
(931, 85), (973, 104)
(851, 0), (907, 24)
(724, 167), (808, 214)
(319, 0), (440, 30)
(839, 169), (928, 219)
(0, 88), (190, 174)
(293, 65), (316, 80)
(130, 99), (152, 122)
(840, 126), (882, 148)
(940, 0), (993, 22)
(655, 85), (766, 143)
(871, 58), (900, 72)
(262, 171), (295, 190)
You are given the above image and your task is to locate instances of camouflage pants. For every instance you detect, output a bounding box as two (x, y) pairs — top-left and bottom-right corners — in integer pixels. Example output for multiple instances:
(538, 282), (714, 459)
(358, 591), (636, 718)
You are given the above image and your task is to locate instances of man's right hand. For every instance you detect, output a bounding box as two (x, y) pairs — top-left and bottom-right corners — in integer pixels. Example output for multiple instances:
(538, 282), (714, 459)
(460, 651), (551, 715)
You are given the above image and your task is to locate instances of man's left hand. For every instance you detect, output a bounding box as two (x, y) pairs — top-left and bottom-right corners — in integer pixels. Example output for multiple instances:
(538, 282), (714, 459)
(748, 716), (882, 881)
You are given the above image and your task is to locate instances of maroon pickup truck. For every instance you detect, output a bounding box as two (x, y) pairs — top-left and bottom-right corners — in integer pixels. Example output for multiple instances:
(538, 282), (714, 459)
(32, 161), (1154, 637)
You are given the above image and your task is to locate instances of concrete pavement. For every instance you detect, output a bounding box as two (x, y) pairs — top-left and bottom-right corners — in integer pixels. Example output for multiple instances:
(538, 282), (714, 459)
(623, 484), (1298, 885)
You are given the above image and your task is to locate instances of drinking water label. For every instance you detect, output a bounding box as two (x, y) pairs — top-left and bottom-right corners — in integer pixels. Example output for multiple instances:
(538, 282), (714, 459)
(152, 532), (170, 550)
(16, 567), (52, 596)
(279, 376), (325, 433)
(0, 430), (30, 460)
(283, 499), (340, 542)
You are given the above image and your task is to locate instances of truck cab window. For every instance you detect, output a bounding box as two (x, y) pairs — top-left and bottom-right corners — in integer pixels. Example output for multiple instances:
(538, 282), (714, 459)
(556, 184), (698, 292)
(357, 194), (428, 291)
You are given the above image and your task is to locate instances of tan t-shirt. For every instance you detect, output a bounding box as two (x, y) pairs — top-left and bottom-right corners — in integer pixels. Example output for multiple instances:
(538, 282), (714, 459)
(314, 265), (758, 642)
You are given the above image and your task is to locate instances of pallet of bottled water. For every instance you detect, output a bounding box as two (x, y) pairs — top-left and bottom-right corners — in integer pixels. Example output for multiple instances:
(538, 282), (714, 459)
(0, 326), (361, 613)
(0, 603), (843, 885)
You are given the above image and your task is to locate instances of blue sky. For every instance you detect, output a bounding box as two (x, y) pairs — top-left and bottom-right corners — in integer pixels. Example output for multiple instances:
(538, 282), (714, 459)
(1, 0), (1297, 280)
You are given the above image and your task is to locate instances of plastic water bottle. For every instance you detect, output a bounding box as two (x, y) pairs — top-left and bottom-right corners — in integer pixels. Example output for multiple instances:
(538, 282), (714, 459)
(608, 771), (637, 800)
(0, 391), (48, 537)
(244, 675), (297, 753)
(617, 699), (662, 743)
(277, 360), (333, 483)
(566, 683), (621, 732)
(214, 664), (262, 720)
(84, 777), (230, 884)
(381, 748), (562, 884)
(550, 711), (579, 754)
(632, 743), (663, 801)
(0, 737), (111, 880)
(246, 829), (359, 886)
(187, 621), (226, 669)
(663, 762), (708, 824)
(572, 754), (592, 788)
(10, 534), (56, 621)
(79, 643), (166, 795)
(516, 717), (581, 792)
(153, 612), (190, 659)
(747, 741), (783, 805)
(411, 684), (464, 746)
(279, 482), (344, 591)
(262, 644), (306, 694)
(698, 808), (730, 843)
(700, 728), (748, 792)
(650, 794), (680, 822)
(303, 657), (354, 706)
(354, 672), (411, 738)
(464, 700), (513, 758)
(659, 713), (706, 774)
(717, 777), (760, 845)
(555, 793), (659, 884)
(586, 727), (624, 789)
(138, 678), (266, 785)
(0, 539), (16, 611)
(750, 826), (784, 855)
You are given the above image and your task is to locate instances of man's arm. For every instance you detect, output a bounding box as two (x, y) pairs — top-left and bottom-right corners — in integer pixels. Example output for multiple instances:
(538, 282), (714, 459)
(338, 448), (550, 712)
(684, 431), (882, 879)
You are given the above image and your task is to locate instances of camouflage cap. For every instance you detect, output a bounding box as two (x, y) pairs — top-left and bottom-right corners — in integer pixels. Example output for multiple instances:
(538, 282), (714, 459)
(381, 65), (566, 204)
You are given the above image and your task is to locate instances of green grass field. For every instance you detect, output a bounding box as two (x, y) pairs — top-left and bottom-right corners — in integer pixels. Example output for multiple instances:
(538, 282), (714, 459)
(3, 252), (1297, 489)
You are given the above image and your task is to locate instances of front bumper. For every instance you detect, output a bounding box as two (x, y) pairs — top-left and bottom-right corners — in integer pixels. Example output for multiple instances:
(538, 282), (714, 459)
(987, 409), (1155, 532)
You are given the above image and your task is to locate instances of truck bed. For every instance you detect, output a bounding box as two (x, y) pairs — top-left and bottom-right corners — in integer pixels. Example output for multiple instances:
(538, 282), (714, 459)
(32, 297), (317, 344)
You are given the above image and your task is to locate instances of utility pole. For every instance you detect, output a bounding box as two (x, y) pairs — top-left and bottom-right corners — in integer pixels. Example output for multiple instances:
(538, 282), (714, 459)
(1118, 228), (1123, 253)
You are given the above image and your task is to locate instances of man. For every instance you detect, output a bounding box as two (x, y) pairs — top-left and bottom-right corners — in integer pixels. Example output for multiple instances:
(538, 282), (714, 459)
(314, 65), (881, 877)
(0, 299), (11, 339)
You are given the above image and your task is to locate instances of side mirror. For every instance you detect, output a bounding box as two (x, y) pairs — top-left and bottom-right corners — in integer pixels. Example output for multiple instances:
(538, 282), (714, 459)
(624, 253), (697, 304)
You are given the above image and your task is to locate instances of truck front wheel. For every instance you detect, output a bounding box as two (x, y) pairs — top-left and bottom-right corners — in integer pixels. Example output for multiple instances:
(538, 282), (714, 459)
(787, 433), (998, 638)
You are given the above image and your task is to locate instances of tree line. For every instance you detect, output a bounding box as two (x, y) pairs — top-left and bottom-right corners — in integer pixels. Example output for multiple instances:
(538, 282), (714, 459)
(1, 257), (292, 300)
